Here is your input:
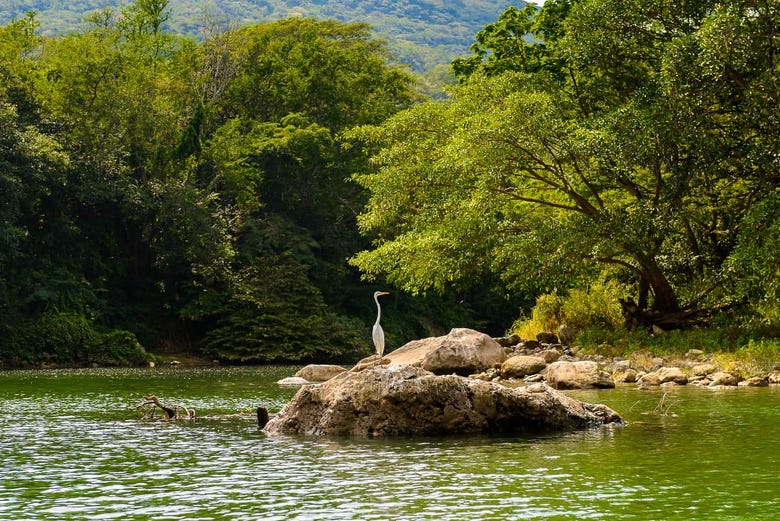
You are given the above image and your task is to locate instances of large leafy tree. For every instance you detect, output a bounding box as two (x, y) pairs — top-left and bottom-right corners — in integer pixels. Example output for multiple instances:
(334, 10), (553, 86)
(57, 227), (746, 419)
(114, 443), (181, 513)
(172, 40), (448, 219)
(0, 14), (156, 366)
(30, 1), (235, 341)
(2, 3), (438, 365)
(180, 18), (418, 360)
(350, 0), (779, 329)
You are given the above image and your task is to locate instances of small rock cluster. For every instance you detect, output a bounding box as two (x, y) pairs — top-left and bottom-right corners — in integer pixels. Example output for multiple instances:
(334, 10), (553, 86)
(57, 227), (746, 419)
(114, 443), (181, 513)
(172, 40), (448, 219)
(487, 331), (780, 390)
(475, 328), (614, 390)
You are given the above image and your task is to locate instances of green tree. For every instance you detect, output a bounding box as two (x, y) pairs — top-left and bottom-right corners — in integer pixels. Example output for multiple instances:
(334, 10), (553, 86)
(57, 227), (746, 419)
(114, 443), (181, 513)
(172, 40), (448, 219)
(181, 18), (424, 361)
(349, 0), (780, 330)
(221, 18), (415, 130)
(0, 26), (151, 366)
(1, 3), (237, 355)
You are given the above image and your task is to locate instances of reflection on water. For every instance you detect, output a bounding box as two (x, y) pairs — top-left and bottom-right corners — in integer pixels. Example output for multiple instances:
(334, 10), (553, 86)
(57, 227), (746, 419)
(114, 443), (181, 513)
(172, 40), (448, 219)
(2, 368), (780, 520)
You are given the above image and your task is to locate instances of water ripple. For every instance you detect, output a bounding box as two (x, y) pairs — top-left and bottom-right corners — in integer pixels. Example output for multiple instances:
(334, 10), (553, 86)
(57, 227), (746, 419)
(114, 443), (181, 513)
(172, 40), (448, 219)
(3, 369), (780, 519)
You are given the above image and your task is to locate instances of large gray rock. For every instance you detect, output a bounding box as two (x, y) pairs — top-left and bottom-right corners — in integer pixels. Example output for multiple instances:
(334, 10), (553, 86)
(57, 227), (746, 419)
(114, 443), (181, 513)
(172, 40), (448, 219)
(545, 361), (615, 390)
(294, 364), (347, 382)
(264, 365), (623, 436)
(384, 328), (507, 376)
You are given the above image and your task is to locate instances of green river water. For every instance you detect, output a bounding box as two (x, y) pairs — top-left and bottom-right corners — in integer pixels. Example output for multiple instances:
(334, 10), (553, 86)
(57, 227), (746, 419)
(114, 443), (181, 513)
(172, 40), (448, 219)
(1, 366), (779, 520)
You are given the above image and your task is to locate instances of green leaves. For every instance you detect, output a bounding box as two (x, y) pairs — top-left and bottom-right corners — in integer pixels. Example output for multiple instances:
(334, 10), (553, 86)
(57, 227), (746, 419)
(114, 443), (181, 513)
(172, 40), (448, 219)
(1, 3), (427, 365)
(198, 254), (363, 363)
(352, 0), (780, 325)
(725, 189), (780, 327)
(223, 18), (414, 130)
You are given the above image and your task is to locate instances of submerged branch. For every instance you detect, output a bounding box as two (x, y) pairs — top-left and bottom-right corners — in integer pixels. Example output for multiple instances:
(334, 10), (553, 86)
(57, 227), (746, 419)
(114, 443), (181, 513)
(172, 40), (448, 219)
(137, 395), (196, 421)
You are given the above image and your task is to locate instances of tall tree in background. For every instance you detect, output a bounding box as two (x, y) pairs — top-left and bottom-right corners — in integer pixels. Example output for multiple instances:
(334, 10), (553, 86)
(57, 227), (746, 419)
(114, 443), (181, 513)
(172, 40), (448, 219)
(178, 18), (419, 361)
(350, 0), (779, 330)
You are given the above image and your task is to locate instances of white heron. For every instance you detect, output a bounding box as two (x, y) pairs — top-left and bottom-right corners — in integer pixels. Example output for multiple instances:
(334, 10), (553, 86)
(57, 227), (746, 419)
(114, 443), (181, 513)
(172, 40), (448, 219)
(372, 291), (390, 363)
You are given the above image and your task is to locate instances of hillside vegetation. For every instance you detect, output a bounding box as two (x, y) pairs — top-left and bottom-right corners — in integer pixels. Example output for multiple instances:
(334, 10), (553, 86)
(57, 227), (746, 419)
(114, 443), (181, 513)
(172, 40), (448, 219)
(0, 0), (528, 72)
(349, 1), (779, 349)
(1, 3), (521, 368)
(1, 0), (777, 368)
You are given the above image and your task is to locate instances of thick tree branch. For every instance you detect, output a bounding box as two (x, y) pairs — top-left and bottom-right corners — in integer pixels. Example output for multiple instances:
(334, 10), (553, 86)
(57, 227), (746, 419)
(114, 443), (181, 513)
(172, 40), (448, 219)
(492, 186), (586, 213)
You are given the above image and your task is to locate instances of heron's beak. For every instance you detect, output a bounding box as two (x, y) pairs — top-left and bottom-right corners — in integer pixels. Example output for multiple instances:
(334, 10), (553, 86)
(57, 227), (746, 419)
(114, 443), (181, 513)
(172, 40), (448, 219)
(379, 291), (390, 296)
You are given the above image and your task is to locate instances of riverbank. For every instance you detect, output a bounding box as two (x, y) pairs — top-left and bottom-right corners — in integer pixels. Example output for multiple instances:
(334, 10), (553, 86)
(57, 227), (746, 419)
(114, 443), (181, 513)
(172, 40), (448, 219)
(486, 329), (780, 391)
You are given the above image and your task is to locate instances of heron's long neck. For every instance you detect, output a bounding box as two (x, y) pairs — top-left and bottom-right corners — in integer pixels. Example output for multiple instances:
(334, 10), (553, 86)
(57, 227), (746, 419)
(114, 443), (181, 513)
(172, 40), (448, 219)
(374, 296), (382, 325)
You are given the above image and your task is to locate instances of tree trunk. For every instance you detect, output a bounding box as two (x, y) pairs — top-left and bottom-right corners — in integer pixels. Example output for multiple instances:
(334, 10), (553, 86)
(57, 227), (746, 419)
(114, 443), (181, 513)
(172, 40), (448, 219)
(637, 276), (649, 310)
(641, 262), (681, 314)
(620, 256), (685, 329)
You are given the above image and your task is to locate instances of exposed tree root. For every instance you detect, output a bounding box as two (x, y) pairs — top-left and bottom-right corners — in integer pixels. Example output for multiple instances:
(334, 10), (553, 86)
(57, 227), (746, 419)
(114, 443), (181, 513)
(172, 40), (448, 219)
(619, 297), (743, 331)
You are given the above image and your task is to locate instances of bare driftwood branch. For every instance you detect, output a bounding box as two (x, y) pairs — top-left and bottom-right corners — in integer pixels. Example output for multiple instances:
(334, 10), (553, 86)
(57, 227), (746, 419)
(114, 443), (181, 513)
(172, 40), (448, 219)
(137, 395), (196, 421)
(134, 396), (273, 428)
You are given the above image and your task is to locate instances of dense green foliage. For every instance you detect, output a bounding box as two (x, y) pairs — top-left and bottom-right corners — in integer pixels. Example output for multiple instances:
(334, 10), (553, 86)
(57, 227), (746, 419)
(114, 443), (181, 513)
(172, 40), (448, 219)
(3, 0), (778, 367)
(0, 0), (527, 75)
(3, 3), (506, 367)
(349, 0), (779, 337)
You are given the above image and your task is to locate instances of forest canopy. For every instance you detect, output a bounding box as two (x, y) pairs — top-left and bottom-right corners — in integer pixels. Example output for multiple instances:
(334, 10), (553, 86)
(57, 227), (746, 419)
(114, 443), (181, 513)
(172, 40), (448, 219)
(349, 0), (780, 333)
(1, 0), (778, 368)
(0, 2), (463, 367)
(0, 0), (529, 73)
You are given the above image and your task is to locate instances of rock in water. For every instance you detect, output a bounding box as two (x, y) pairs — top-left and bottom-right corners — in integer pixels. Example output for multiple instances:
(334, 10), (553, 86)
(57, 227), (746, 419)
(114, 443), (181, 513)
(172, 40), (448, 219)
(277, 376), (310, 387)
(294, 364), (347, 382)
(264, 365), (622, 436)
(382, 327), (507, 376)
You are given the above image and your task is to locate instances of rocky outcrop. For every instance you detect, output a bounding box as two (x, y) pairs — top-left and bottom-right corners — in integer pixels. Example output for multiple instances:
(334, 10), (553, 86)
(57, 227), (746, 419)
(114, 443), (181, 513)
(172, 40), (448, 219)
(545, 360), (615, 390)
(264, 365), (623, 436)
(294, 364), (347, 382)
(383, 328), (507, 376)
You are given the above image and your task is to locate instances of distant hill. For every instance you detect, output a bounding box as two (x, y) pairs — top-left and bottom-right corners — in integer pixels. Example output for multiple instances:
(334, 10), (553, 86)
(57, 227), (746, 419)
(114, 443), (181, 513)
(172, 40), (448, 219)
(1, 0), (527, 72)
